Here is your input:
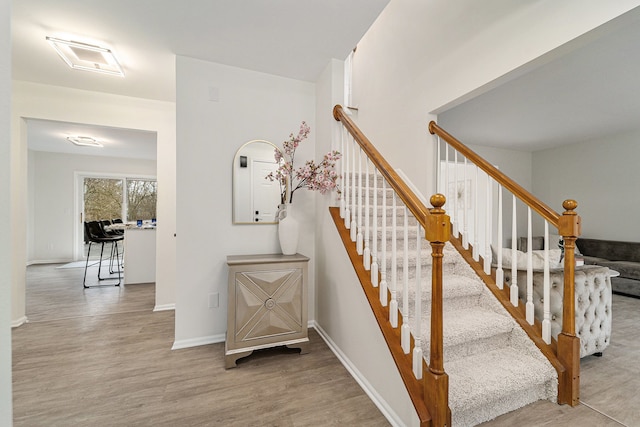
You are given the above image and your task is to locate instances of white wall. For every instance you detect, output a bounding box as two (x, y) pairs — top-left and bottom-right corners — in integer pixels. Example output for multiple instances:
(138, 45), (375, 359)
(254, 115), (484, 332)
(0, 0), (12, 422)
(533, 130), (640, 241)
(467, 144), (533, 245)
(174, 56), (316, 347)
(12, 81), (176, 322)
(350, 0), (640, 200)
(28, 150), (157, 263)
(314, 59), (419, 426)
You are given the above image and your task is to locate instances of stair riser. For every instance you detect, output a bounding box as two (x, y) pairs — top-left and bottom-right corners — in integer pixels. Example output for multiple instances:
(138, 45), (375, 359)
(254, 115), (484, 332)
(347, 207), (418, 222)
(422, 331), (513, 364)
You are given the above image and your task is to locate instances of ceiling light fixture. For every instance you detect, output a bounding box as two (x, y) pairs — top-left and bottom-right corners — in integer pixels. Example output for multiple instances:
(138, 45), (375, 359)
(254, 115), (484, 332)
(67, 136), (103, 148)
(46, 36), (124, 77)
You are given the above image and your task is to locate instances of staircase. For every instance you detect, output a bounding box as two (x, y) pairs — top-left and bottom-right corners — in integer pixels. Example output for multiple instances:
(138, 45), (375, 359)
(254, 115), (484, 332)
(377, 201), (557, 425)
(398, 234), (558, 426)
(331, 104), (582, 426)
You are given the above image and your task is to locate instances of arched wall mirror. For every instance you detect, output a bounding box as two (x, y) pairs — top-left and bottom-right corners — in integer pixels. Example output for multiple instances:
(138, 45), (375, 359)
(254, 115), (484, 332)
(232, 140), (282, 224)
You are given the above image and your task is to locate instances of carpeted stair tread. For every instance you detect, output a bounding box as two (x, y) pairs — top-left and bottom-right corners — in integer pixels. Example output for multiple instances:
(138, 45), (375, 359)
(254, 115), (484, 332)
(447, 347), (557, 426)
(403, 275), (484, 304)
(422, 307), (514, 349)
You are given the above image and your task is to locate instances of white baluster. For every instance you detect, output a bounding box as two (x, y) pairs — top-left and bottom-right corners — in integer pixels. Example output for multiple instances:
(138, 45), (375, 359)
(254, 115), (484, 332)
(444, 143), (449, 208)
(526, 207), (534, 324)
(371, 168), (379, 287)
(380, 179), (388, 306)
(350, 138), (357, 240)
(473, 165), (479, 261)
(340, 126), (345, 219)
(363, 156), (371, 269)
(510, 195), (519, 306)
(496, 185), (504, 289)
(436, 136), (442, 193)
(413, 224), (423, 379)
(356, 147), (363, 255)
(542, 221), (551, 344)
(401, 204), (410, 353)
(453, 151), (458, 237)
(462, 157), (468, 249)
(389, 192), (398, 327)
(484, 173), (492, 274)
(344, 133), (350, 228)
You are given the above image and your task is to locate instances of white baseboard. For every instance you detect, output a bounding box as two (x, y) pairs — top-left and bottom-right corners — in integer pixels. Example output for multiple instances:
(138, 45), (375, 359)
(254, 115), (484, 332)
(311, 321), (404, 427)
(27, 259), (72, 266)
(171, 333), (226, 350)
(11, 316), (28, 328)
(153, 303), (175, 312)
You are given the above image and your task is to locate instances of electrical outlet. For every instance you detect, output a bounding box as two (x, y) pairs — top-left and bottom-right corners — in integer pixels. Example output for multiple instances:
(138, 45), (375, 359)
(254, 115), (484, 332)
(209, 293), (219, 309)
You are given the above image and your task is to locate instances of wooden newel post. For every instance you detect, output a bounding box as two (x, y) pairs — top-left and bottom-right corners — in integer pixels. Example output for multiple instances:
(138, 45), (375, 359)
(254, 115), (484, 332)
(423, 194), (451, 427)
(557, 199), (581, 406)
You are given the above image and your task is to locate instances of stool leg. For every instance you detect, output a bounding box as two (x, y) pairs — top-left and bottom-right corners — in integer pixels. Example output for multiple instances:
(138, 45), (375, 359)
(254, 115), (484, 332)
(109, 241), (116, 274)
(98, 242), (106, 280)
(83, 242), (93, 288)
(114, 241), (121, 286)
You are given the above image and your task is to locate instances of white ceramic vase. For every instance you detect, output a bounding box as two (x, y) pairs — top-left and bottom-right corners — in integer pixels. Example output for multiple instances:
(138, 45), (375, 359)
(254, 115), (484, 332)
(278, 203), (299, 255)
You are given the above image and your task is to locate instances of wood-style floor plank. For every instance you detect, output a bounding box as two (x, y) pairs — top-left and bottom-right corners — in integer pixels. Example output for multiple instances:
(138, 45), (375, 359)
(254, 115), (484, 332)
(13, 264), (390, 427)
(14, 264), (639, 426)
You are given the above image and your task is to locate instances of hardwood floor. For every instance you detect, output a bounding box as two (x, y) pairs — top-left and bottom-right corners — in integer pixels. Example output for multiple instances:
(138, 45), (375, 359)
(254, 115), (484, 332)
(14, 264), (640, 426)
(13, 264), (389, 426)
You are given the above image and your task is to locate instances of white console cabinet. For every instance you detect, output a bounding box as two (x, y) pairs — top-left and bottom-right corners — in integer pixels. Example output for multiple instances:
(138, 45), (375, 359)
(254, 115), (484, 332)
(225, 253), (309, 368)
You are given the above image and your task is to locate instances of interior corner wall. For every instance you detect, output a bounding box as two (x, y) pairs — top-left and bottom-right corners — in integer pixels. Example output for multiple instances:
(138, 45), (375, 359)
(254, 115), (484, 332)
(29, 151), (157, 263)
(532, 130), (640, 241)
(174, 56), (316, 345)
(349, 0), (640, 200)
(11, 81), (176, 322)
(314, 59), (419, 426)
(0, 0), (12, 422)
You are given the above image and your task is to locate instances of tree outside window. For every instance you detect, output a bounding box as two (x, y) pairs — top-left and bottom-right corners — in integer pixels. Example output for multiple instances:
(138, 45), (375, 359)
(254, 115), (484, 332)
(83, 177), (157, 222)
(127, 179), (157, 221)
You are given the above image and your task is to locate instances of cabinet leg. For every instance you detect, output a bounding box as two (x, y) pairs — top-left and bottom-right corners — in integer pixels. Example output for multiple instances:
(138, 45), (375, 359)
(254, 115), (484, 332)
(286, 339), (310, 355)
(225, 349), (254, 369)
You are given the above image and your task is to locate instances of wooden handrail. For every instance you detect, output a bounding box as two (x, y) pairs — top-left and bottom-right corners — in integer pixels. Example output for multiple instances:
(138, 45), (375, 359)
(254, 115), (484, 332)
(334, 105), (431, 227)
(334, 104), (451, 426)
(429, 121), (561, 226)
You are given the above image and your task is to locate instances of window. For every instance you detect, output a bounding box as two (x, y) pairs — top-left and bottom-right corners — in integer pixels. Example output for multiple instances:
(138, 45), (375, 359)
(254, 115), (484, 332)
(126, 179), (157, 221)
(83, 176), (157, 222)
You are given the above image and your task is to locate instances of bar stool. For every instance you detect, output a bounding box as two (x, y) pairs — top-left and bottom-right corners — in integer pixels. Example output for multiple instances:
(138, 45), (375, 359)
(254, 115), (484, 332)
(83, 221), (124, 288)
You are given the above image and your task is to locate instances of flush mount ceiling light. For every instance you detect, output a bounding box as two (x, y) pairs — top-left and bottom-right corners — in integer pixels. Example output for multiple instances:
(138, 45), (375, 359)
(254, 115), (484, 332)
(46, 36), (124, 77)
(67, 136), (103, 148)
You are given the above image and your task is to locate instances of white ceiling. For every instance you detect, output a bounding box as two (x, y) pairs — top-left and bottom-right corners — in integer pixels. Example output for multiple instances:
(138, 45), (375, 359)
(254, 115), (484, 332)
(15, 2), (640, 156)
(438, 7), (640, 152)
(12, 0), (389, 102)
(26, 118), (157, 160)
(12, 0), (389, 159)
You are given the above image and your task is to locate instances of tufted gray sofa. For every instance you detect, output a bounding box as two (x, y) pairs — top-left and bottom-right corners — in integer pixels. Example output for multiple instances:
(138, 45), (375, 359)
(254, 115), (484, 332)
(504, 265), (611, 358)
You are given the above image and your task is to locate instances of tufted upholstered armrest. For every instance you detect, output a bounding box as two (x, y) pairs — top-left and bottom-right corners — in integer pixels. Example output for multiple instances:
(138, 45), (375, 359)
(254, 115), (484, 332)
(503, 265), (611, 358)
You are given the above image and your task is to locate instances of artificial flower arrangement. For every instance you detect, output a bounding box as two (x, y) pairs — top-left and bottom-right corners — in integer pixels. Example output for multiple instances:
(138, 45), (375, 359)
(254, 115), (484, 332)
(266, 121), (341, 204)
